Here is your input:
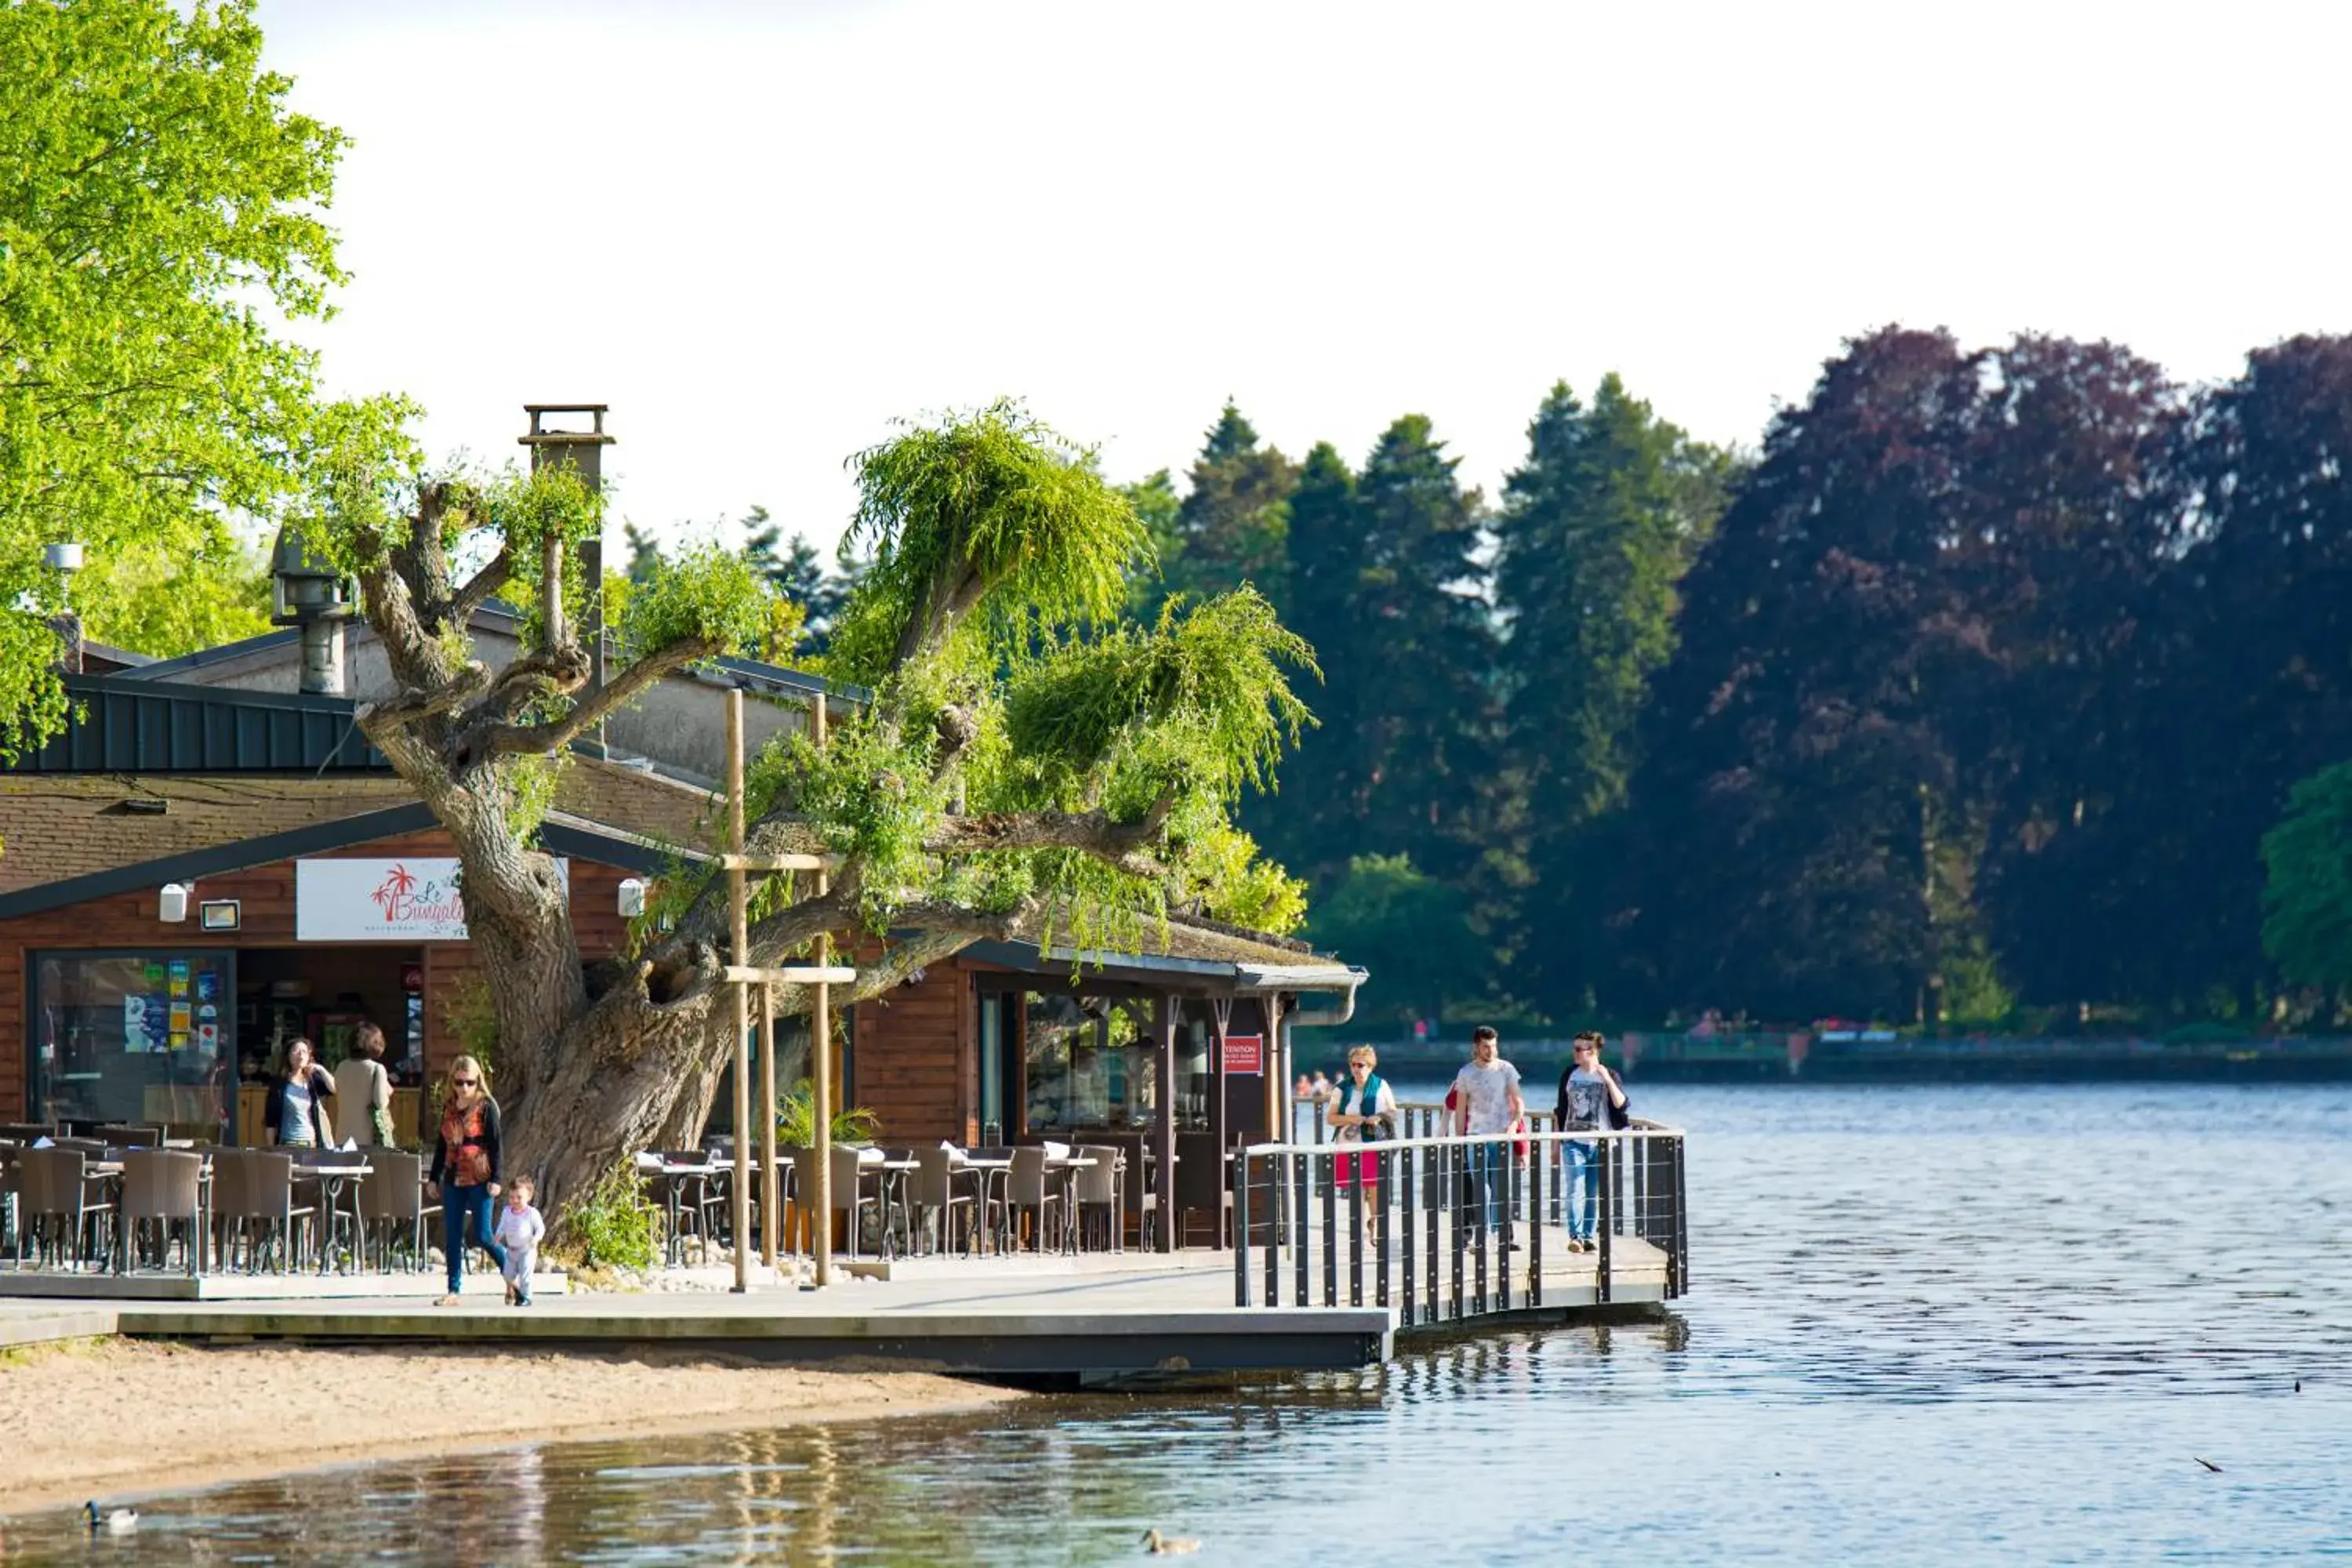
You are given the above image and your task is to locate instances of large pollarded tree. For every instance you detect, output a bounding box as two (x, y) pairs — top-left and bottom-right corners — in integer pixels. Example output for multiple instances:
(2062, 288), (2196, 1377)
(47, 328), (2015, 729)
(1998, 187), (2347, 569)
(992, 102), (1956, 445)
(312, 401), (1313, 1224)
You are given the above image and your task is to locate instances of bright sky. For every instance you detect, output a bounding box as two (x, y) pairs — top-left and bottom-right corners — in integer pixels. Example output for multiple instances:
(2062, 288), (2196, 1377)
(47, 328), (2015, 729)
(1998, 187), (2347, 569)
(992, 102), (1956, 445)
(258, 0), (2352, 559)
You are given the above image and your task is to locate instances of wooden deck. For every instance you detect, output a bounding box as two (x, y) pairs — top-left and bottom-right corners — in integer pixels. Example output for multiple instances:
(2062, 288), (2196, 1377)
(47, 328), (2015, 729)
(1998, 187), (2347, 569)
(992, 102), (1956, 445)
(0, 1214), (1668, 1378)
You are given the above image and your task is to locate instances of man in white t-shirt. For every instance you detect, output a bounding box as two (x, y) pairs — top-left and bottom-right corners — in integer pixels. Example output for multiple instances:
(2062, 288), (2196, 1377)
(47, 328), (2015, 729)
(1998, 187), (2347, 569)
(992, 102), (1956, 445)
(1450, 1025), (1523, 1238)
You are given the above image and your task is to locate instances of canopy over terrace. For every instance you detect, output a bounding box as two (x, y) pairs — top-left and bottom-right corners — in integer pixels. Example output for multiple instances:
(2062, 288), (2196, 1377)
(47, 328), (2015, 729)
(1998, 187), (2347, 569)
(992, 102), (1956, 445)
(938, 916), (1364, 1253)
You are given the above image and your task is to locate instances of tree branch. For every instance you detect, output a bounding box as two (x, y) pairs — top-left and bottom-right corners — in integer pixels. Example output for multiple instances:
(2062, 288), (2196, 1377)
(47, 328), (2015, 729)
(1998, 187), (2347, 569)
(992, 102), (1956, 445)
(356, 662), (492, 735)
(467, 635), (723, 764)
(448, 545), (512, 626)
(920, 791), (1179, 878)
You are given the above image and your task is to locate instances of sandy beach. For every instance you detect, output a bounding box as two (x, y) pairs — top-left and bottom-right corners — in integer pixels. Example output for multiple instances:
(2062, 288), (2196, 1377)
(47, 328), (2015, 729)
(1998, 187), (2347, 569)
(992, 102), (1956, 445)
(0, 1338), (1023, 1515)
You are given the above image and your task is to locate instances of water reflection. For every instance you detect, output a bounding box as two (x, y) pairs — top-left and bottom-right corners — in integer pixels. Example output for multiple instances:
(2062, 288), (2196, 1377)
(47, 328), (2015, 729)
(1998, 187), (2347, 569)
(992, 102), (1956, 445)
(10, 1085), (2352, 1563)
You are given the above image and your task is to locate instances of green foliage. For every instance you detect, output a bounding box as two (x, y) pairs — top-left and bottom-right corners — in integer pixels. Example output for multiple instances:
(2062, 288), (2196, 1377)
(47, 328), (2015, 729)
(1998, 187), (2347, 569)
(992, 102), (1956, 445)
(773, 1080), (881, 1147)
(558, 1160), (662, 1272)
(1305, 854), (1489, 1028)
(1004, 590), (1314, 803)
(0, 0), (349, 758)
(2262, 760), (2352, 990)
(832, 401), (1150, 681)
(76, 525), (274, 657)
(618, 543), (771, 663)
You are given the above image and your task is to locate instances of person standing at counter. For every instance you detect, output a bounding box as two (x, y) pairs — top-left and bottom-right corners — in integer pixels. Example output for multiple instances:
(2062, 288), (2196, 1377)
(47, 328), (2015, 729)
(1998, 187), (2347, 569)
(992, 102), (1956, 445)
(332, 1022), (395, 1147)
(427, 1054), (505, 1305)
(265, 1038), (336, 1148)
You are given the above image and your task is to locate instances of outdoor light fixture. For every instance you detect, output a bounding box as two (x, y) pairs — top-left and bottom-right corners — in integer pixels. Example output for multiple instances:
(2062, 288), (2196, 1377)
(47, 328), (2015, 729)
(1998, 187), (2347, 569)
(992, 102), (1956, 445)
(199, 899), (241, 931)
(158, 884), (190, 923)
(43, 543), (84, 572)
(617, 877), (647, 917)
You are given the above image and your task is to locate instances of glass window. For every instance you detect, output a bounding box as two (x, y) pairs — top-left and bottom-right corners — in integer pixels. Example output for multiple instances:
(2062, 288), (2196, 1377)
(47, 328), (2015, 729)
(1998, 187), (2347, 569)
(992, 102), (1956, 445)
(30, 951), (233, 1138)
(1022, 993), (1210, 1134)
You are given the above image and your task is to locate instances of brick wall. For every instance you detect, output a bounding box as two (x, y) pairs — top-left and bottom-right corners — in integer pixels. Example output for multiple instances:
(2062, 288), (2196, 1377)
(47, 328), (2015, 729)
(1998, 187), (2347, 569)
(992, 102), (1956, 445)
(1, 829), (637, 1123)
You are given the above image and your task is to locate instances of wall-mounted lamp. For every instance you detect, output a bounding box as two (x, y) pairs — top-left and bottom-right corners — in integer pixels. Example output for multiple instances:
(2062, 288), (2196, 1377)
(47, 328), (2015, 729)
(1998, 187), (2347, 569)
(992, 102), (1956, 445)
(159, 883), (190, 923)
(616, 877), (647, 918)
(199, 899), (241, 931)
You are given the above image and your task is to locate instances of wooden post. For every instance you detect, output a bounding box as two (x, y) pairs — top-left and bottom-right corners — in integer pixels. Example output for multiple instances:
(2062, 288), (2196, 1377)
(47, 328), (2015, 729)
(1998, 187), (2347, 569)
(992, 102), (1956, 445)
(728, 689), (751, 1293)
(1155, 993), (1178, 1254)
(758, 977), (778, 1267)
(1208, 996), (1229, 1250)
(1261, 995), (1282, 1149)
(811, 691), (833, 1288)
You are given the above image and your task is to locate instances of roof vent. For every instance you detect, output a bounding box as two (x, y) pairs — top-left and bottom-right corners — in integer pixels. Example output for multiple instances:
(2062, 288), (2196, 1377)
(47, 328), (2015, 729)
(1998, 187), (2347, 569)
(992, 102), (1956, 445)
(118, 797), (169, 816)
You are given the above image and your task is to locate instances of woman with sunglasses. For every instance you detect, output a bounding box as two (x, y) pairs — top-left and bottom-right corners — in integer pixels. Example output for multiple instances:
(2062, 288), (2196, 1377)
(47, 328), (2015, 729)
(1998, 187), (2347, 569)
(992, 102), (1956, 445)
(426, 1054), (506, 1305)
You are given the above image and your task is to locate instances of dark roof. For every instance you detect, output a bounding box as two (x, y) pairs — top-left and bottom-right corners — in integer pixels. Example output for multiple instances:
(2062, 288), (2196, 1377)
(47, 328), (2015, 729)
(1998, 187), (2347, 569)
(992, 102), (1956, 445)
(964, 915), (1360, 994)
(0, 755), (713, 916)
(118, 604), (869, 706)
(5, 673), (390, 775)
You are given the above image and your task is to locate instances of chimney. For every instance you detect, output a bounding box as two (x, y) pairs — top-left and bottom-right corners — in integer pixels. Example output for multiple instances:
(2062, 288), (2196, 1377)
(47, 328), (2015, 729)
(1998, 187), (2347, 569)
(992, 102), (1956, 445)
(518, 405), (615, 695)
(45, 543), (84, 675)
(269, 524), (357, 695)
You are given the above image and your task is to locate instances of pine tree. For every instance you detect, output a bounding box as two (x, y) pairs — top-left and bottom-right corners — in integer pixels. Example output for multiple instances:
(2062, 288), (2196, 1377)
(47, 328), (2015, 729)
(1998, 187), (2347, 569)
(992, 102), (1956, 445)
(1162, 402), (1297, 616)
(1250, 441), (1359, 880)
(1494, 376), (1733, 1015)
(622, 522), (666, 586)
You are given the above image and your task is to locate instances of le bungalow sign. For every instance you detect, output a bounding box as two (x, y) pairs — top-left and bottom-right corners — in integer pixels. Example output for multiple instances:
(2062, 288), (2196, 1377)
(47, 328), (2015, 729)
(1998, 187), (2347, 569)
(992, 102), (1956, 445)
(295, 858), (568, 942)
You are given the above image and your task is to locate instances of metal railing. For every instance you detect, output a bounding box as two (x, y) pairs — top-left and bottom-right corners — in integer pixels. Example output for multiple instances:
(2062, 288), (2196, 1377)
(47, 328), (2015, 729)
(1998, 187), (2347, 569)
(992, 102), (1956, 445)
(1232, 1122), (1688, 1327)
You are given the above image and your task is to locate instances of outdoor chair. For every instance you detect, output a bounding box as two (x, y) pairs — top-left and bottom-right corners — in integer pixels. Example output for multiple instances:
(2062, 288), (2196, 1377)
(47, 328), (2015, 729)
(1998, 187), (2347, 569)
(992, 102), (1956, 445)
(908, 1146), (975, 1256)
(1073, 1145), (1123, 1253)
(120, 1149), (204, 1276)
(1007, 1146), (1065, 1254)
(1174, 1131), (1232, 1250)
(0, 1142), (20, 1258)
(97, 1123), (165, 1149)
(656, 1150), (722, 1261)
(216, 1150), (315, 1274)
(356, 1149), (436, 1272)
(16, 1146), (111, 1270)
(829, 1145), (884, 1258)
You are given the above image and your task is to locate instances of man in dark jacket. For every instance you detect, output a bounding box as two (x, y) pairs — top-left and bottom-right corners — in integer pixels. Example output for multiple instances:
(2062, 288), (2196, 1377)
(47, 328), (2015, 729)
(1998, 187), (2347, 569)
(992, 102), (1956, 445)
(1553, 1032), (1628, 1253)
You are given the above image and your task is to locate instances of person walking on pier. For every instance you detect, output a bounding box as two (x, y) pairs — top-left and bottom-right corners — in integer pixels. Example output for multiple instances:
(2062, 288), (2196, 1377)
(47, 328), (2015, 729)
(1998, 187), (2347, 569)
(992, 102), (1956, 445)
(1555, 1033), (1629, 1252)
(1451, 1026), (1523, 1240)
(1329, 1045), (1397, 1246)
(427, 1054), (506, 1306)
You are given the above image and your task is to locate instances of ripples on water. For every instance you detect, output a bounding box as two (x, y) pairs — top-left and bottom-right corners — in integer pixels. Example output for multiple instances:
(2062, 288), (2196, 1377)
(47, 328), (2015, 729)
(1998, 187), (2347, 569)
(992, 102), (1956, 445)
(9, 1084), (2350, 1564)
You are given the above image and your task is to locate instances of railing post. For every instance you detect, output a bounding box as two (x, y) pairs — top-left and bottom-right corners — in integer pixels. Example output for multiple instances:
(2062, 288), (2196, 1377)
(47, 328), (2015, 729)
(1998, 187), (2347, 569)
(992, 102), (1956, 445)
(1596, 1135), (1615, 1305)
(1235, 1151), (1252, 1307)
(1321, 1147), (1338, 1308)
(1266, 1150), (1282, 1306)
(1674, 1132), (1690, 1294)
(1450, 1143), (1465, 1322)
(1347, 1154), (1364, 1308)
(1293, 1148), (1309, 1307)
(1529, 1132), (1544, 1308)
(1398, 1142), (1414, 1324)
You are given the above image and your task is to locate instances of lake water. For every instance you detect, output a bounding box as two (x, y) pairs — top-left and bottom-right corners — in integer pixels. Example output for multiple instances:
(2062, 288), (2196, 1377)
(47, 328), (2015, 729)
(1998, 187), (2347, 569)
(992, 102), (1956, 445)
(9, 1083), (2351, 1563)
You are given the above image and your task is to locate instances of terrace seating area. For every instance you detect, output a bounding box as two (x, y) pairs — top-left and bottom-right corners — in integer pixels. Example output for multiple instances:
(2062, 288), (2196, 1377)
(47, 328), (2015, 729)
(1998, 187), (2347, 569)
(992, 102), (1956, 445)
(1, 1126), (466, 1280)
(636, 1131), (1254, 1265)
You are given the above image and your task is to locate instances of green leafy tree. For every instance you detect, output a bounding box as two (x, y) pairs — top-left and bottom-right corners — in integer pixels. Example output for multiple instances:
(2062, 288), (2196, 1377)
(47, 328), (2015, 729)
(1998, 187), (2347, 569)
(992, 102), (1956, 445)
(0, 0), (347, 754)
(622, 521), (666, 586)
(2262, 760), (2352, 992)
(313, 399), (1314, 1229)
(1167, 403), (1297, 614)
(75, 524), (274, 657)
(1306, 853), (1488, 1029)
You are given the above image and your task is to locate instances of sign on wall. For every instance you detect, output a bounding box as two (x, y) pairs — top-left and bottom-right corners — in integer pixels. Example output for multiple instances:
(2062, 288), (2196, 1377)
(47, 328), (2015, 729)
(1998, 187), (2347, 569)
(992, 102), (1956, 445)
(1221, 1033), (1265, 1074)
(296, 858), (568, 942)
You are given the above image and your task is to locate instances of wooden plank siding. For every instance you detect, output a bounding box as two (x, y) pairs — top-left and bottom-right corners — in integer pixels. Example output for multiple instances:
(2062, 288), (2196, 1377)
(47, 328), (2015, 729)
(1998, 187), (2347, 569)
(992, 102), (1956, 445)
(0, 828), (639, 1123)
(851, 956), (972, 1145)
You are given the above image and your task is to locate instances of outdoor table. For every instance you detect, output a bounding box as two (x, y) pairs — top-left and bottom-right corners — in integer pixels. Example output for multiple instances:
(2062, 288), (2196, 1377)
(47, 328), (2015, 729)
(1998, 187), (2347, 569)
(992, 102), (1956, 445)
(646, 1157), (717, 1267)
(292, 1159), (372, 1274)
(957, 1156), (1011, 1254)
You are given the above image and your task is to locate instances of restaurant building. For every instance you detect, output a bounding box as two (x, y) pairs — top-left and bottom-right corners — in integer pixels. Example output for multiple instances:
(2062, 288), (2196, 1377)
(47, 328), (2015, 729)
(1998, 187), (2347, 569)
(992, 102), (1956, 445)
(2, 603), (1363, 1189)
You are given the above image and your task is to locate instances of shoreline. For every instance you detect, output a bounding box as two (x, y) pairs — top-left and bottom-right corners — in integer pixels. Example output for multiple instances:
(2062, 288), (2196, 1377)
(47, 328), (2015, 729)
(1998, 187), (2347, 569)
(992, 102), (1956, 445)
(0, 1338), (1025, 1518)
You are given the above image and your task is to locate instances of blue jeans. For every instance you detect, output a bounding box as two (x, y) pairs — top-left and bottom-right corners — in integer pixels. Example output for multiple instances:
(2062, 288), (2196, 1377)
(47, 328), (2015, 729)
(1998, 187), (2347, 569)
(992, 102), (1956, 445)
(1563, 1141), (1599, 1241)
(442, 1181), (506, 1294)
(1463, 1140), (1508, 1232)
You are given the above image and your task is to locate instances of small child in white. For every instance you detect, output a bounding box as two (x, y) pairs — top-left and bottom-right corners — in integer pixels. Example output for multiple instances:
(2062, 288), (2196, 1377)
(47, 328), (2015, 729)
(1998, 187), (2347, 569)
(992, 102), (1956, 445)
(493, 1174), (546, 1306)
